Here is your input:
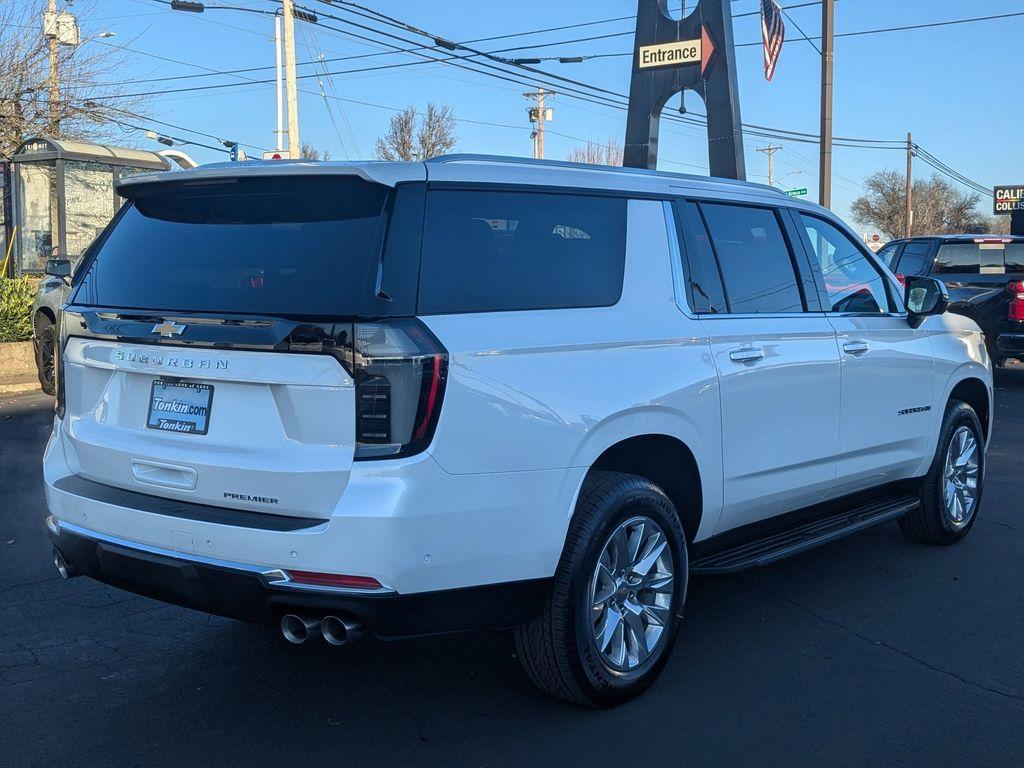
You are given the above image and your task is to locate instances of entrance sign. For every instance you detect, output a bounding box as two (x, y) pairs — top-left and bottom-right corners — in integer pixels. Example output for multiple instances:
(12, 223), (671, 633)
(638, 39), (702, 68)
(994, 185), (1024, 215)
(624, 0), (745, 179)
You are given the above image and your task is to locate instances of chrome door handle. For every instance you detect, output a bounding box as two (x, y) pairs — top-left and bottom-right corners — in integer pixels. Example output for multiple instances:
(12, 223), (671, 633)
(843, 341), (870, 356)
(729, 347), (765, 364)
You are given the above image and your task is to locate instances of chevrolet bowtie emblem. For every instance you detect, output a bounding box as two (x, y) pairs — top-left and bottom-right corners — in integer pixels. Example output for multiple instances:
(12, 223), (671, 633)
(152, 321), (186, 338)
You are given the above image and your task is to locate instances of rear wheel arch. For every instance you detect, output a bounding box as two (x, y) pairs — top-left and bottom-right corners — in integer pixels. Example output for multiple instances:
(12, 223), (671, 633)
(583, 434), (703, 543)
(34, 307), (56, 333)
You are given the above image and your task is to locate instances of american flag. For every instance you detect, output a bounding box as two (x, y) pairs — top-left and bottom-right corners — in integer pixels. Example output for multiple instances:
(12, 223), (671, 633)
(761, 0), (786, 81)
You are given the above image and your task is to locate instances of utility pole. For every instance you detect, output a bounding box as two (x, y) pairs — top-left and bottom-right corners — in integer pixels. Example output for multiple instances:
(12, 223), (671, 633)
(905, 132), (914, 238)
(47, 0), (59, 135)
(274, 13), (284, 152)
(818, 0), (835, 208)
(757, 145), (781, 186)
(282, 0), (300, 157)
(525, 88), (554, 159)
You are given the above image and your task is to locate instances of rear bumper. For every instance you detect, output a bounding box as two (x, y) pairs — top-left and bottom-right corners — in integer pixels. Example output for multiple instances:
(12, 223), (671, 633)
(44, 417), (583, 596)
(47, 515), (550, 639)
(996, 333), (1024, 358)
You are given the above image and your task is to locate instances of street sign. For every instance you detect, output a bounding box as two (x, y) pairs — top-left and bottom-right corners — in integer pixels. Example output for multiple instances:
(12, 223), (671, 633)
(994, 185), (1024, 215)
(639, 39), (701, 68)
(637, 26), (715, 76)
(785, 187), (808, 197)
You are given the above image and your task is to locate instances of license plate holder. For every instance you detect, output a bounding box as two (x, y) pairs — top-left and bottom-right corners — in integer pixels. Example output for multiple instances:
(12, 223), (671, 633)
(147, 380), (214, 435)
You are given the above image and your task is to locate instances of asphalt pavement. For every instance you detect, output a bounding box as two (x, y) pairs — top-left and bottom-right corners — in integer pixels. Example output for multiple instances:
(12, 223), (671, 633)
(1, 368), (1022, 767)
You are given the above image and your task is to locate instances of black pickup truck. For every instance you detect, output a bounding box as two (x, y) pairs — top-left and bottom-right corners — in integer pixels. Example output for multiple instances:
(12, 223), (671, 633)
(878, 234), (1024, 366)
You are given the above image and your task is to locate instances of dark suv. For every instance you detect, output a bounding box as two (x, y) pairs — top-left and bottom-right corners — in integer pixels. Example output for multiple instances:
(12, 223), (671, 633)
(878, 235), (1024, 365)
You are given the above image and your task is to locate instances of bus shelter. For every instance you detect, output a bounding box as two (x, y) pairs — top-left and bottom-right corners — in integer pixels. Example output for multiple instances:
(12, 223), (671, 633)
(8, 137), (169, 274)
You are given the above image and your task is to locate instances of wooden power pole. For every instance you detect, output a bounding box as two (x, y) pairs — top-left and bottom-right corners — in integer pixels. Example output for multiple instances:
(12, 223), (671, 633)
(818, 0), (835, 208)
(282, 0), (301, 157)
(47, 0), (59, 135)
(757, 145), (781, 186)
(525, 88), (553, 159)
(905, 132), (914, 238)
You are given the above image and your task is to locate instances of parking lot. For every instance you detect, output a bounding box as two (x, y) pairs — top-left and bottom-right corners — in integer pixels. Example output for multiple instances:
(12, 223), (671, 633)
(1, 368), (1021, 767)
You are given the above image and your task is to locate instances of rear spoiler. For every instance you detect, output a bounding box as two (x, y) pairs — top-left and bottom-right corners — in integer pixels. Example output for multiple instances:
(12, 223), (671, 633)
(115, 160), (426, 199)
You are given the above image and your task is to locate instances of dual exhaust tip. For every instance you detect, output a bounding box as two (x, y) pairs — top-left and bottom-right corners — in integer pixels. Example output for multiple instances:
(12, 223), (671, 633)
(53, 549), (362, 647)
(280, 613), (363, 646)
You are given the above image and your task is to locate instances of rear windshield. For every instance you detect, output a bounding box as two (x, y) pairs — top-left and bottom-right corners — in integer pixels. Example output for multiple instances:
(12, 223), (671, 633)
(71, 176), (390, 316)
(933, 241), (1024, 275)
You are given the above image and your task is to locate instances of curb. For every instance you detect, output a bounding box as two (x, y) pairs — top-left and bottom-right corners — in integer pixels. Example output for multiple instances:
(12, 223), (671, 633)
(0, 341), (36, 378)
(0, 381), (41, 396)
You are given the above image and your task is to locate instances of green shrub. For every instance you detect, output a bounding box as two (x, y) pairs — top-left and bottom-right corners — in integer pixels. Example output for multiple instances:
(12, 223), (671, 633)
(0, 277), (36, 343)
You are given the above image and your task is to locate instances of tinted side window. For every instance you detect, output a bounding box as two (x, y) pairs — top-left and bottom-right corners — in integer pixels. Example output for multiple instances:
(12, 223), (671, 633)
(876, 242), (901, 269)
(799, 214), (892, 314)
(418, 190), (626, 314)
(896, 242), (933, 276)
(934, 243), (981, 274)
(699, 203), (804, 313)
(675, 201), (726, 314)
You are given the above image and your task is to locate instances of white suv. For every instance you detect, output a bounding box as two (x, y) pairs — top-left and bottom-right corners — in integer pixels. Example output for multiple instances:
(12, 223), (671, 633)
(44, 155), (992, 706)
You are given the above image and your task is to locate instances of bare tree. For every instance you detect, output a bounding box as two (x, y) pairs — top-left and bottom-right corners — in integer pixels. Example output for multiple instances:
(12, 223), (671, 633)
(851, 170), (986, 239)
(0, 1), (150, 159)
(985, 215), (1012, 235)
(375, 103), (456, 162)
(300, 141), (330, 161)
(566, 138), (624, 166)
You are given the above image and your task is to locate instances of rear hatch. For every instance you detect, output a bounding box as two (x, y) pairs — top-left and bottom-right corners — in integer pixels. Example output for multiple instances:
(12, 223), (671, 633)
(57, 170), (424, 520)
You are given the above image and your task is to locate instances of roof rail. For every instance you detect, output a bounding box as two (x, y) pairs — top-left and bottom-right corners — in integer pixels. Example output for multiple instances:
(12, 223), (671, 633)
(426, 153), (784, 195)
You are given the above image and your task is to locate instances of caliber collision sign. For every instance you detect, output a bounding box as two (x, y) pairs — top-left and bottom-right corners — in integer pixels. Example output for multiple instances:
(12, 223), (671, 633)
(994, 185), (1024, 215)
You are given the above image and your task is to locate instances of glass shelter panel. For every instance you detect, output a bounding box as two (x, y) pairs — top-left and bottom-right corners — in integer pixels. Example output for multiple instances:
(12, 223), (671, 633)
(14, 160), (58, 272)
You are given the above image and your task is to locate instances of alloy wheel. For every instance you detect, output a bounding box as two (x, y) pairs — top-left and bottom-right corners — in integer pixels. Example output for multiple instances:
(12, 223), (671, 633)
(38, 325), (55, 391)
(943, 425), (979, 528)
(589, 516), (674, 672)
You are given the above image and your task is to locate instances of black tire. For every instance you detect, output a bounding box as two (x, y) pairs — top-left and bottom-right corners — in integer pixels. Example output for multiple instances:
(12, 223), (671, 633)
(513, 471), (688, 707)
(899, 400), (984, 545)
(34, 314), (56, 396)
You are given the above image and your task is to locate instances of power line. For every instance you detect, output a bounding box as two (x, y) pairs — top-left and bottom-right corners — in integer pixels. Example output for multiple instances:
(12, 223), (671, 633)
(57, 0), (999, 195)
(913, 144), (992, 198)
(284, 2), (907, 147)
(734, 9), (1024, 47)
(70, 4), (911, 153)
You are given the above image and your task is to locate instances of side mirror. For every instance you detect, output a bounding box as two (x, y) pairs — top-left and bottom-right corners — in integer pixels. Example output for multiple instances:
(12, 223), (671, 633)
(44, 258), (71, 278)
(905, 276), (948, 328)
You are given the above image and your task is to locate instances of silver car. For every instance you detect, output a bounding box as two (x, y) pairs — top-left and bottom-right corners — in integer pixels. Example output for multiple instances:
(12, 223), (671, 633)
(32, 258), (73, 395)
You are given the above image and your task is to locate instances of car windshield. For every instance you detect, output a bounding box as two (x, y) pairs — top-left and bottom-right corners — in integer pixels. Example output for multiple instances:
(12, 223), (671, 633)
(71, 175), (391, 317)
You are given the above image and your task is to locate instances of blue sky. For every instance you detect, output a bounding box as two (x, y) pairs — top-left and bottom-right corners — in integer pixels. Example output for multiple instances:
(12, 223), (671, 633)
(77, 0), (1022, 229)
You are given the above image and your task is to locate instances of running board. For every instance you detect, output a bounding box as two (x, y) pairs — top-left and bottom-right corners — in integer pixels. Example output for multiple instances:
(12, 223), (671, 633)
(690, 495), (920, 575)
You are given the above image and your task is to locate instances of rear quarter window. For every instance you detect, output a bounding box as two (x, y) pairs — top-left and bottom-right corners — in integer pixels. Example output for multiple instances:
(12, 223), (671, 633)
(417, 189), (627, 314)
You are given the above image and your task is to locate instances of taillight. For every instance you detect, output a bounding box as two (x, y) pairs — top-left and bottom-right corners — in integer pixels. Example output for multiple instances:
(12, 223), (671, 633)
(53, 310), (83, 419)
(350, 318), (447, 460)
(896, 274), (907, 288)
(1009, 280), (1024, 321)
